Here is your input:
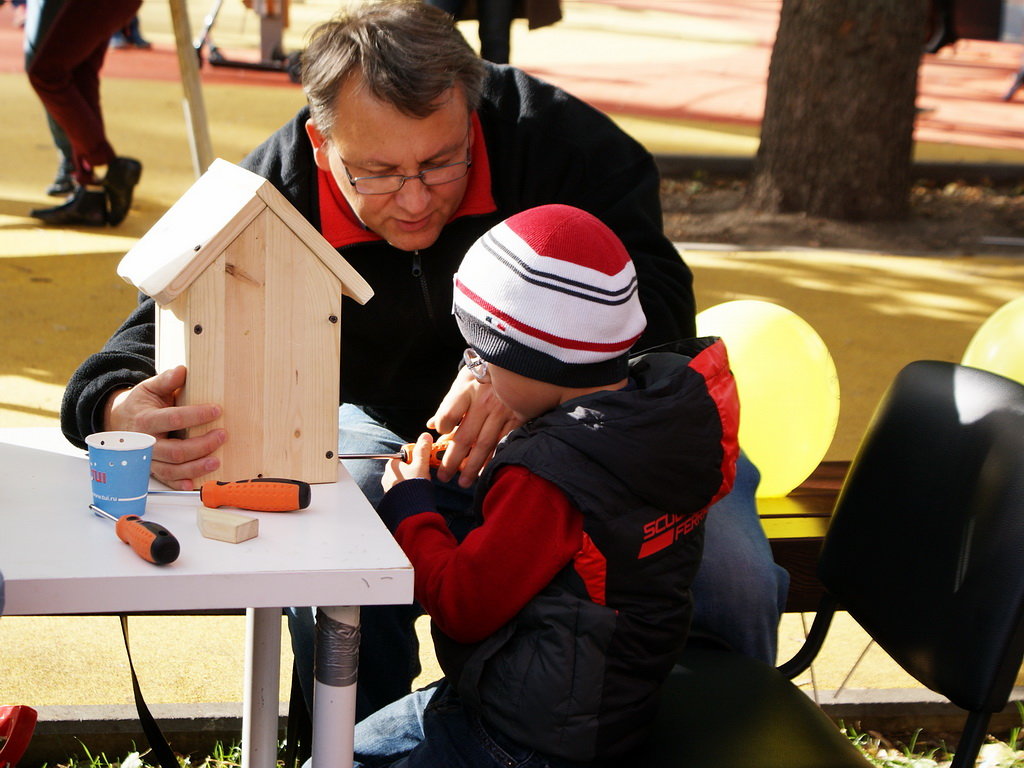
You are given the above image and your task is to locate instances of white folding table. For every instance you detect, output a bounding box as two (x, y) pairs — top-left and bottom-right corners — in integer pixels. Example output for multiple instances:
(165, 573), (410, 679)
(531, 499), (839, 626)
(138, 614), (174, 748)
(0, 427), (414, 768)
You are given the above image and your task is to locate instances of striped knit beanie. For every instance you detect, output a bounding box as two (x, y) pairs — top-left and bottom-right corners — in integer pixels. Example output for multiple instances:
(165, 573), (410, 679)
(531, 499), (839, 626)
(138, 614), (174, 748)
(452, 204), (647, 387)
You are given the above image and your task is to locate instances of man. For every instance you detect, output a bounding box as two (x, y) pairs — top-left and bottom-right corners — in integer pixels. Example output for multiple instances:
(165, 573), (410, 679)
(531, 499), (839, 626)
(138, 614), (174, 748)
(61, 0), (787, 721)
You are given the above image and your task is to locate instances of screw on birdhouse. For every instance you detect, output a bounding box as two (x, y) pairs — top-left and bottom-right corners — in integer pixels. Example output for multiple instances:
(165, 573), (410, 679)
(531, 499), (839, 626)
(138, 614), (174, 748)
(193, 324), (203, 335)
(193, 244), (201, 252)
(326, 450), (335, 459)
(328, 314), (338, 324)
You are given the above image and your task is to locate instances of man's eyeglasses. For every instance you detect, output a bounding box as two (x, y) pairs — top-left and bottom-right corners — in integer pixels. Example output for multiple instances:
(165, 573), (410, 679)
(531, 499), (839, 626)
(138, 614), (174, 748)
(463, 348), (490, 382)
(341, 147), (472, 196)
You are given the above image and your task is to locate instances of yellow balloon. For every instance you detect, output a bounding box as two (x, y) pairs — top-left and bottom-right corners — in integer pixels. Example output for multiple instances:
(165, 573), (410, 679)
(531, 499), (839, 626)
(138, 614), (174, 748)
(962, 296), (1024, 386)
(696, 300), (840, 498)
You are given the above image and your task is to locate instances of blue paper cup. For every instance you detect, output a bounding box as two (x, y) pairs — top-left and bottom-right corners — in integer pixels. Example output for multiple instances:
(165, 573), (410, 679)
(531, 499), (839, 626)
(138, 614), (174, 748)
(85, 431), (157, 518)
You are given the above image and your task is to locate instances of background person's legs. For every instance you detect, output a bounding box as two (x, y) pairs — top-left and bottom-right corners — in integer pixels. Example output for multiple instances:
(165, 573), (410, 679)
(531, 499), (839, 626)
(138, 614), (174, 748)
(476, 0), (515, 63)
(26, 0), (140, 182)
(423, 0), (462, 18)
(44, 113), (74, 195)
(26, 0), (142, 225)
(24, 0), (74, 195)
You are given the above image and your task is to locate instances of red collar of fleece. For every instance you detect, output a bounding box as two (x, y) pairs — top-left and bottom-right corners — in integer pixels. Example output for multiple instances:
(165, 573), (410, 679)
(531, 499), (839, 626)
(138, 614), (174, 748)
(317, 112), (497, 248)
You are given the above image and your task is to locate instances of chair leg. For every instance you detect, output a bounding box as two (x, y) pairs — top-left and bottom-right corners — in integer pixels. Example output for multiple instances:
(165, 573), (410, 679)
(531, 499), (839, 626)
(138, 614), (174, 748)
(1004, 66), (1024, 102)
(950, 710), (992, 768)
(777, 594), (838, 679)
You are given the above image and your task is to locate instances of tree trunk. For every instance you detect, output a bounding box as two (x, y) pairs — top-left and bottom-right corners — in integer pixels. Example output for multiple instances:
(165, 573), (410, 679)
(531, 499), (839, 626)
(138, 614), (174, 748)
(748, 0), (929, 220)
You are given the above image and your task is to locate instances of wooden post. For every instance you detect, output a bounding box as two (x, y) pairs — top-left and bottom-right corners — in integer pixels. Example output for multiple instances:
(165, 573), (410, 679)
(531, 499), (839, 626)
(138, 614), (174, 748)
(168, 0), (215, 177)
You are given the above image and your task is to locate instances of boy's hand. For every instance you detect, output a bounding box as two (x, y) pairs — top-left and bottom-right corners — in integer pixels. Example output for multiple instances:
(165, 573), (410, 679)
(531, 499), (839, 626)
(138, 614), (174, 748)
(427, 367), (522, 488)
(382, 432), (434, 492)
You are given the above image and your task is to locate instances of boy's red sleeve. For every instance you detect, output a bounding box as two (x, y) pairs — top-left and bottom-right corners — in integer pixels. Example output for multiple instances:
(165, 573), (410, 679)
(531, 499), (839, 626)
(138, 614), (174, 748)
(378, 466), (583, 643)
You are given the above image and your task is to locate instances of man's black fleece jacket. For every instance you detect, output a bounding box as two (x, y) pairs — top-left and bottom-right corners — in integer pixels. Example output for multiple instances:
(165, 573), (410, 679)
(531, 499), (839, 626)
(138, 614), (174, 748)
(61, 63), (696, 446)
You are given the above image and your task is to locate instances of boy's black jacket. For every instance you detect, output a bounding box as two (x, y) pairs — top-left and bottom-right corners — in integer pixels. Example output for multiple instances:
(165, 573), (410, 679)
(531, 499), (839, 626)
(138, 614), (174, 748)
(431, 338), (739, 762)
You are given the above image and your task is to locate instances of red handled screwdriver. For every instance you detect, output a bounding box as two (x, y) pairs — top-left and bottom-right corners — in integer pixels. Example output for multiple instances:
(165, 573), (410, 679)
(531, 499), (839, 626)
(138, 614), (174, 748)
(148, 478), (311, 512)
(91, 504), (180, 565)
(337, 440), (451, 467)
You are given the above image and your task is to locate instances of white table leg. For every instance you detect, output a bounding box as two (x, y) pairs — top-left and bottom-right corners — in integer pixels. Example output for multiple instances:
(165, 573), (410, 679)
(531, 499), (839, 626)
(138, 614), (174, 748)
(312, 606), (360, 768)
(242, 607), (282, 768)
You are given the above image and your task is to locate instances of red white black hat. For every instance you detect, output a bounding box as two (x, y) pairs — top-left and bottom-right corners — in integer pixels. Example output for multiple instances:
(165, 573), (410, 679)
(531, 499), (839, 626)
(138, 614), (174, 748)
(453, 204), (647, 387)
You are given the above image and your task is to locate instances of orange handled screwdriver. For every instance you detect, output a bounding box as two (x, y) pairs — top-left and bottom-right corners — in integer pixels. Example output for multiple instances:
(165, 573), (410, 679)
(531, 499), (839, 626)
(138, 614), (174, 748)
(91, 504), (180, 565)
(338, 440), (451, 467)
(148, 478), (311, 512)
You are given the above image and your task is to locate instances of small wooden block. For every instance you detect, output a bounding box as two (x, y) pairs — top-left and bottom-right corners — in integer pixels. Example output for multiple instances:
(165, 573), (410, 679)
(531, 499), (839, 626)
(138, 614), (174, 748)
(197, 506), (259, 543)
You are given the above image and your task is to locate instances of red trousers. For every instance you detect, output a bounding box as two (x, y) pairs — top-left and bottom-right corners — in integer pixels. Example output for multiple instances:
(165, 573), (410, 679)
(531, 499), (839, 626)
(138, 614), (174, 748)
(27, 0), (142, 184)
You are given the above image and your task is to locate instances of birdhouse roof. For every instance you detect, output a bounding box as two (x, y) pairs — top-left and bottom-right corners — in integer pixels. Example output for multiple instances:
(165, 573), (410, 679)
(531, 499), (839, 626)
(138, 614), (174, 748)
(117, 159), (373, 306)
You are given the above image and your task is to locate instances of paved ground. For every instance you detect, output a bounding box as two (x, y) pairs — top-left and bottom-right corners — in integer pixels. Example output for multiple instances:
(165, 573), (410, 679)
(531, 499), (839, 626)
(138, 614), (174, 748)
(1, 0), (1023, 757)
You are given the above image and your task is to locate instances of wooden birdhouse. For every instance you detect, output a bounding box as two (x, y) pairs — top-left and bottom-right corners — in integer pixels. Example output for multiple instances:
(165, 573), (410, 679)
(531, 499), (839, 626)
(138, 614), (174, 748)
(117, 159), (373, 485)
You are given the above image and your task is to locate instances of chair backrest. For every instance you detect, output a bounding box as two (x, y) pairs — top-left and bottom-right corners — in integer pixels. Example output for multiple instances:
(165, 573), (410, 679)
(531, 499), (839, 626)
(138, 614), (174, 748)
(818, 360), (1024, 714)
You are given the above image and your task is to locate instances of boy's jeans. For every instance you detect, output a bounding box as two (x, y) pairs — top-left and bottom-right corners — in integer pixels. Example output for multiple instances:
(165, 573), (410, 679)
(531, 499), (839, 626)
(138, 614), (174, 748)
(354, 682), (584, 768)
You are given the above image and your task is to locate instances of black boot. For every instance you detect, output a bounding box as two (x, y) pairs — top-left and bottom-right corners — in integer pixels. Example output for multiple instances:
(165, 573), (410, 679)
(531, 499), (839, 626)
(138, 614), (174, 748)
(31, 186), (108, 226)
(46, 159), (75, 196)
(103, 156), (142, 226)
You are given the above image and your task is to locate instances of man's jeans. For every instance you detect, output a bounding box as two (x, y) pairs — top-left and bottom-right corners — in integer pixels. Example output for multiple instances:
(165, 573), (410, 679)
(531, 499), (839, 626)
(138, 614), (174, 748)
(288, 404), (789, 720)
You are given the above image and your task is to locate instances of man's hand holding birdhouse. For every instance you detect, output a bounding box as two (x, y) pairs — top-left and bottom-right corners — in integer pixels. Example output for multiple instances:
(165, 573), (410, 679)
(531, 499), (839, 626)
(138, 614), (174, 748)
(103, 365), (226, 490)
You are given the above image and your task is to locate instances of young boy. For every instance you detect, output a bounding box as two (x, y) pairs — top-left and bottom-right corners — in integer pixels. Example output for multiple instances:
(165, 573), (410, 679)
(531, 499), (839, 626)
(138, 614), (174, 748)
(358, 204), (739, 767)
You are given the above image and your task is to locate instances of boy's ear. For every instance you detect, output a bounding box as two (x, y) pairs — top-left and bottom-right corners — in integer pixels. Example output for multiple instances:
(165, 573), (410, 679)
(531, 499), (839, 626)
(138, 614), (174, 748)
(305, 119), (332, 172)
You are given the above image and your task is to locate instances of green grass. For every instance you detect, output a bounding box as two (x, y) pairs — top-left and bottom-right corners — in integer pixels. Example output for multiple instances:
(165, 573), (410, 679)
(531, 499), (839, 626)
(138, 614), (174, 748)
(844, 703), (1024, 767)
(40, 741), (257, 768)
(33, 711), (1024, 768)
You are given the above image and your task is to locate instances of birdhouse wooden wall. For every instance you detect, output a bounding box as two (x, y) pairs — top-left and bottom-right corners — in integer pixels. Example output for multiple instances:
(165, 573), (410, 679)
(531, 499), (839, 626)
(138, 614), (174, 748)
(119, 159), (373, 486)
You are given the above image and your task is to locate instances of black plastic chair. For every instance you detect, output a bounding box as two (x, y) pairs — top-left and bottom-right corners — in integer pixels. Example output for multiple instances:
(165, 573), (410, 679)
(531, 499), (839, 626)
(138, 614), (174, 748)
(636, 360), (1024, 768)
